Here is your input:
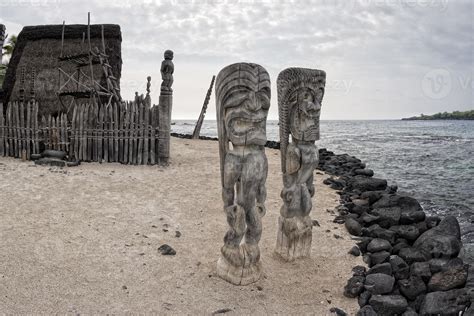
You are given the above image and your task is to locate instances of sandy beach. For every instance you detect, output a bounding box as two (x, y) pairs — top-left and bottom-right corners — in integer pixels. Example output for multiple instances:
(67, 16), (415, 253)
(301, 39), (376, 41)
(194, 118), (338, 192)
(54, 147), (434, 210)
(0, 137), (363, 314)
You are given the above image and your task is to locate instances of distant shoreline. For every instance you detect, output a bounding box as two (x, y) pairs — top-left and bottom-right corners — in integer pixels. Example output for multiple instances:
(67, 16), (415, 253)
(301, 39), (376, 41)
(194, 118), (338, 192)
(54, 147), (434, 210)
(402, 110), (474, 121)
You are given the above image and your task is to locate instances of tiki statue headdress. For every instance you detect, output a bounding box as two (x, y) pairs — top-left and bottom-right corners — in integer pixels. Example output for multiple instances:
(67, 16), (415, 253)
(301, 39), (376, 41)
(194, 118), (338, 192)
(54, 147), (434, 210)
(278, 68), (325, 174)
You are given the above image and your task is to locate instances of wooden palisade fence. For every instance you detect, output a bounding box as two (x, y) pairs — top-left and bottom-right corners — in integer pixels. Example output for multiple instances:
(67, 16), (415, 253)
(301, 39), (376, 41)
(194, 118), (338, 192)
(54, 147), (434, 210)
(0, 100), (167, 165)
(0, 102), (40, 159)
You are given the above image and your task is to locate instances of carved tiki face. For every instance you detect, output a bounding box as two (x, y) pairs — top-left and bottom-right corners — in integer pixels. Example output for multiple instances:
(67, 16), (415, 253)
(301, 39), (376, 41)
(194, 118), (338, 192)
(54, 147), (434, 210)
(278, 68), (326, 144)
(216, 63), (271, 147)
(289, 86), (324, 142)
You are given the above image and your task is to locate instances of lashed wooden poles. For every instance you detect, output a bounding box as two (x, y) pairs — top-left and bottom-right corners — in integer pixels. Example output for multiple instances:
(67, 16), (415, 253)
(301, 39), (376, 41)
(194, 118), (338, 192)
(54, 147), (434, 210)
(192, 75), (215, 139)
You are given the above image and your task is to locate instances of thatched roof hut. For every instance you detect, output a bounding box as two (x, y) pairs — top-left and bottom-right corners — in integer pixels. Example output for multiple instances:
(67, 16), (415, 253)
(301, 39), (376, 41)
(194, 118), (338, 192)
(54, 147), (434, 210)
(1, 24), (122, 117)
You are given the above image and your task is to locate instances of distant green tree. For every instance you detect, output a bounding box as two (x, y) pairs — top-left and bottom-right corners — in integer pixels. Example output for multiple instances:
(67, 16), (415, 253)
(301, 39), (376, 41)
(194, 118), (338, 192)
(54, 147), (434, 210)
(2, 34), (17, 62)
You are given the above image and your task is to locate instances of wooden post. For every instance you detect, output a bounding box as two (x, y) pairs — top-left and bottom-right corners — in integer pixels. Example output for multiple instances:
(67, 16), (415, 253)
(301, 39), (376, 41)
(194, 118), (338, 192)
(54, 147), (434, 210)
(14, 102), (20, 157)
(192, 75), (215, 139)
(123, 102), (129, 164)
(143, 103), (150, 164)
(118, 102), (124, 163)
(63, 113), (68, 153)
(93, 103), (98, 162)
(87, 104), (93, 161)
(149, 105), (156, 165)
(158, 93), (172, 165)
(70, 104), (76, 158)
(98, 104), (105, 162)
(21, 102), (26, 155)
(114, 102), (119, 162)
(78, 104), (84, 160)
(60, 21), (65, 58)
(137, 101), (144, 165)
(103, 104), (109, 162)
(26, 102), (31, 159)
(130, 102), (137, 165)
(7, 103), (13, 156)
(33, 102), (38, 155)
(107, 104), (113, 162)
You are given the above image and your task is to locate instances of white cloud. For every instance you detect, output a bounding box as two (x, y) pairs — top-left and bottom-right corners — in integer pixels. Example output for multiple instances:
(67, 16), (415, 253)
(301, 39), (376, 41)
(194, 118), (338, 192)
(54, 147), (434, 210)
(1, 0), (472, 119)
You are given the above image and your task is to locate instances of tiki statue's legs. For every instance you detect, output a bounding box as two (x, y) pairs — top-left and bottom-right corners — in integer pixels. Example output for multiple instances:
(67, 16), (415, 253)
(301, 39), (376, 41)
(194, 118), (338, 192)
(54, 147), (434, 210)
(217, 153), (266, 285)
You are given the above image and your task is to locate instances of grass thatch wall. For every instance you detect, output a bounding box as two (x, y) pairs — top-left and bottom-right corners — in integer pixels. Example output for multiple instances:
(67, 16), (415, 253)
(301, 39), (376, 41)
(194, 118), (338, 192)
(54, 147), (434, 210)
(2, 24), (122, 117)
(0, 24), (5, 100)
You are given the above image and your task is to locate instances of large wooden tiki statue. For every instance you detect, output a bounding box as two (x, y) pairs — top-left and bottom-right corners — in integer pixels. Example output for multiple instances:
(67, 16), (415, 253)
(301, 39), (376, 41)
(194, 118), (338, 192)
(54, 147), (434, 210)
(216, 63), (271, 285)
(275, 67), (326, 261)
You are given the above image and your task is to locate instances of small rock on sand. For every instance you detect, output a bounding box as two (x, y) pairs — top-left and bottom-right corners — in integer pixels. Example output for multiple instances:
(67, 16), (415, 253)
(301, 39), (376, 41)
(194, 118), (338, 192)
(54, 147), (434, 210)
(158, 244), (176, 255)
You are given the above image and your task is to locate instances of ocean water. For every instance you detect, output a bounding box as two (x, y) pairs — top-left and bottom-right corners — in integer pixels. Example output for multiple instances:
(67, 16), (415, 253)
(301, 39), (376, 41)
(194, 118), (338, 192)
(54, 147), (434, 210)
(173, 120), (474, 255)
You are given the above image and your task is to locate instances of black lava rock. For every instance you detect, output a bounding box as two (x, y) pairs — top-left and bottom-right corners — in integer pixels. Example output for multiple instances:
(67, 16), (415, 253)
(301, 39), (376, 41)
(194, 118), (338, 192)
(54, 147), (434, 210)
(369, 294), (408, 316)
(400, 211), (426, 225)
(414, 216), (462, 260)
(360, 190), (385, 205)
(349, 246), (361, 257)
(345, 217), (363, 236)
(367, 262), (392, 276)
(354, 169), (374, 177)
(364, 273), (395, 294)
(369, 251), (391, 266)
(425, 215), (441, 229)
(371, 194), (423, 228)
(410, 262), (432, 282)
(398, 247), (428, 265)
(390, 255), (410, 280)
(158, 244), (176, 255)
(356, 305), (378, 316)
(367, 238), (392, 253)
(372, 194), (422, 213)
(360, 213), (380, 226)
(389, 225), (420, 241)
(352, 265), (367, 277)
(35, 157), (67, 167)
(372, 207), (401, 228)
(356, 238), (372, 253)
(329, 307), (347, 316)
(344, 276), (365, 298)
(392, 241), (410, 255)
(364, 225), (397, 244)
(427, 264), (468, 292)
(358, 290), (372, 307)
(419, 289), (471, 315)
(348, 176), (388, 193)
(398, 276), (427, 300)
(408, 294), (425, 313)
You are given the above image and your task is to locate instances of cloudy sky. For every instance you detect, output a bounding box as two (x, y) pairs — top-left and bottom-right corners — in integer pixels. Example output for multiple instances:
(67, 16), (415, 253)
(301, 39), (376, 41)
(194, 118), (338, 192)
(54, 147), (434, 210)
(1, 0), (472, 119)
